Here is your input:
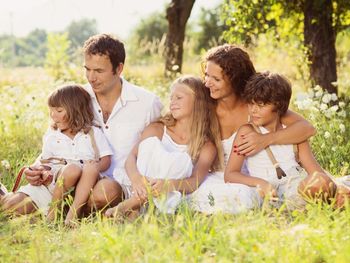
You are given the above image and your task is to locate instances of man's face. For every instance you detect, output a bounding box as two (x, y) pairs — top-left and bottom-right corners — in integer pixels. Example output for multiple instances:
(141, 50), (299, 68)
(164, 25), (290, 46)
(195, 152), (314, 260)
(84, 53), (120, 95)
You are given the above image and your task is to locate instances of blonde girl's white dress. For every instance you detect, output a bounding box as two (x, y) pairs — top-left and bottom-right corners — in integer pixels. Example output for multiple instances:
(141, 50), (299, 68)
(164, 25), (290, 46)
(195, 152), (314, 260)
(135, 126), (193, 214)
(246, 126), (307, 209)
(188, 132), (261, 214)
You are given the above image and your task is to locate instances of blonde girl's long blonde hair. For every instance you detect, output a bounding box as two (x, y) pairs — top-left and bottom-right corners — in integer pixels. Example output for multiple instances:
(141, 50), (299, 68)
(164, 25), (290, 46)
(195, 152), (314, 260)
(160, 76), (223, 171)
(48, 85), (95, 134)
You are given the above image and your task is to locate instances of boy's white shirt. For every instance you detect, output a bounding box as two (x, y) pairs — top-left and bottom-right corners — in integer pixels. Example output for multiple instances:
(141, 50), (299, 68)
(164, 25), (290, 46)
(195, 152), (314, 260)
(84, 78), (163, 182)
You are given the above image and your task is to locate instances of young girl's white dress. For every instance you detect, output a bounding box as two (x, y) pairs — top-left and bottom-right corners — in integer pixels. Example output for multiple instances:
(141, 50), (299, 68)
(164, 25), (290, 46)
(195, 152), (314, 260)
(246, 126), (307, 209)
(135, 126), (193, 214)
(188, 132), (260, 214)
(17, 126), (113, 215)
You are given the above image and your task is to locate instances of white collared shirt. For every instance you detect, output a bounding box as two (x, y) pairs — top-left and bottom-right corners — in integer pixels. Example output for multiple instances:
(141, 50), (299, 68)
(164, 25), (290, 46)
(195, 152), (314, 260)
(41, 126), (113, 164)
(85, 78), (163, 183)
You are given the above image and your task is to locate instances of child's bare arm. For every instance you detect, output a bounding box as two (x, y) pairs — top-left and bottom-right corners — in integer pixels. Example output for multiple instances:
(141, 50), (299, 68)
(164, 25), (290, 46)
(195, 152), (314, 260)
(225, 124), (272, 191)
(297, 140), (324, 175)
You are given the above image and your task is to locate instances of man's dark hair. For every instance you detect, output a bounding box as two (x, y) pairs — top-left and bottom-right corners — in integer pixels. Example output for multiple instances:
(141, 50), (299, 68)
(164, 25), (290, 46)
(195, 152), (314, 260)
(83, 34), (125, 73)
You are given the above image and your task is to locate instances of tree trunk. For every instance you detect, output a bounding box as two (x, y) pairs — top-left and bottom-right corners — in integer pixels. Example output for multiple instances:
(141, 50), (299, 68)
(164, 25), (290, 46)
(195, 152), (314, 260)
(303, 0), (337, 94)
(164, 0), (195, 75)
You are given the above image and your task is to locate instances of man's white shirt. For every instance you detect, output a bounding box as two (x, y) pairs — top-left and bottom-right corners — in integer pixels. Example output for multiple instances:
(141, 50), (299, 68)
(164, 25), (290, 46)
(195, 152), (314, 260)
(85, 78), (163, 185)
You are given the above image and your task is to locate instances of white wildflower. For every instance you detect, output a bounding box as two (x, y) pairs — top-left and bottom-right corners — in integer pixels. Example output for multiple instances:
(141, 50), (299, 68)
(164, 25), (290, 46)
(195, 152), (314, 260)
(340, 124), (345, 133)
(322, 94), (332, 104)
(314, 85), (322, 91)
(324, 131), (331, 139)
(320, 103), (328, 111)
(339, 101), (345, 108)
(332, 146), (337, 152)
(308, 89), (315, 98)
(296, 92), (309, 101)
(1, 160), (10, 170)
(330, 105), (339, 112)
(315, 90), (323, 98)
(331, 93), (338, 102)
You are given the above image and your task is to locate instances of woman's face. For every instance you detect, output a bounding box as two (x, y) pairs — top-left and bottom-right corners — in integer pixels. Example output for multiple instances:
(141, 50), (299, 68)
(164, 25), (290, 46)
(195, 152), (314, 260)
(169, 83), (195, 120)
(204, 61), (233, 100)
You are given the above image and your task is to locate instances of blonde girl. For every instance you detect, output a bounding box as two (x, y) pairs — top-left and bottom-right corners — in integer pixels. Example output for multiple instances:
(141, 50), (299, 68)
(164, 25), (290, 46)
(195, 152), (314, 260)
(105, 76), (222, 218)
(1, 85), (113, 225)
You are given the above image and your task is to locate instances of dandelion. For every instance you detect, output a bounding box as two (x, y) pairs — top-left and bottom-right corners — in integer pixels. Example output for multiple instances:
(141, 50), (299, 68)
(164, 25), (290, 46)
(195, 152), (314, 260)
(324, 131), (331, 139)
(340, 124), (345, 133)
(1, 160), (10, 170)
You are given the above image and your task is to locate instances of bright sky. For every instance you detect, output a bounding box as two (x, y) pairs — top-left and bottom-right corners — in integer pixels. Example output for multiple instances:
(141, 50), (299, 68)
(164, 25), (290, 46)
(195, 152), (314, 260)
(0, 0), (221, 39)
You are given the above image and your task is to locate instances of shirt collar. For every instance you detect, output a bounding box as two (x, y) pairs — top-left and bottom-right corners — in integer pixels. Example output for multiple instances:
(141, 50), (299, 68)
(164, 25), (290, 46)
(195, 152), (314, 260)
(85, 77), (139, 107)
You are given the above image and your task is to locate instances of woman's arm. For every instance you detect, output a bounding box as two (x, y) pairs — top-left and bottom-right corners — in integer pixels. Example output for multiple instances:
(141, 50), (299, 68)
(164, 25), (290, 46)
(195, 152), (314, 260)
(151, 140), (217, 195)
(238, 110), (316, 156)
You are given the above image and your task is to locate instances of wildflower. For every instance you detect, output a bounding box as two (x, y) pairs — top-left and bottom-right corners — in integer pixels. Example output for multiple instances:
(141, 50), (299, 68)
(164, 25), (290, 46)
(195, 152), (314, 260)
(340, 124), (345, 133)
(320, 103), (328, 111)
(324, 131), (331, 139)
(330, 105), (339, 112)
(331, 93), (338, 102)
(315, 90), (323, 98)
(1, 160), (10, 170)
(322, 94), (332, 104)
(339, 102), (345, 108)
(332, 146), (337, 152)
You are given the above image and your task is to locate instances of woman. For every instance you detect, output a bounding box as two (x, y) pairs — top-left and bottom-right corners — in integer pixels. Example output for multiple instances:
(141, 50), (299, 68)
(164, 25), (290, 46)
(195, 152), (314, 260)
(188, 44), (316, 214)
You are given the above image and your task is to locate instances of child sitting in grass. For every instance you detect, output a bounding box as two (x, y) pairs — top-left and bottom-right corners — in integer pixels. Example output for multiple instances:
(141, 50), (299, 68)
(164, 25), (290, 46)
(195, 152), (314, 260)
(224, 71), (350, 208)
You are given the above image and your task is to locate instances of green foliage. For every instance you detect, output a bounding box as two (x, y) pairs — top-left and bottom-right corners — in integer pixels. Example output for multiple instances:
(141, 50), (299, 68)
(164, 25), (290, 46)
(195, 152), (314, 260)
(66, 18), (98, 50)
(127, 11), (168, 63)
(193, 4), (228, 53)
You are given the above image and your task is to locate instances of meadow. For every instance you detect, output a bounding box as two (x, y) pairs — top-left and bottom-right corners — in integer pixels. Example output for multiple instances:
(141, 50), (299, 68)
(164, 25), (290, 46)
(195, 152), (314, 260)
(1, 39), (350, 262)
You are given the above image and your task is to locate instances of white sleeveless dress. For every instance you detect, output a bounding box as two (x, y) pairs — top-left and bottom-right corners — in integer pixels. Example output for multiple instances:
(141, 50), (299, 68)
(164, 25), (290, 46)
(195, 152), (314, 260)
(188, 132), (260, 214)
(136, 126), (193, 213)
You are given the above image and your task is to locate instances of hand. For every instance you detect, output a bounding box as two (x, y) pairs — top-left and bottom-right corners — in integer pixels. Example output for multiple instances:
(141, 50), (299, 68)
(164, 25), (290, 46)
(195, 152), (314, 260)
(149, 179), (173, 197)
(24, 165), (45, 186)
(41, 170), (53, 186)
(131, 176), (149, 201)
(256, 180), (277, 199)
(236, 131), (269, 156)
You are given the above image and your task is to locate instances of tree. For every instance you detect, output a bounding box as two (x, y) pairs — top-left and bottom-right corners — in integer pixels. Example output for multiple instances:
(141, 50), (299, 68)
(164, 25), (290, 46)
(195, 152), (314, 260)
(164, 0), (195, 75)
(222, 0), (350, 94)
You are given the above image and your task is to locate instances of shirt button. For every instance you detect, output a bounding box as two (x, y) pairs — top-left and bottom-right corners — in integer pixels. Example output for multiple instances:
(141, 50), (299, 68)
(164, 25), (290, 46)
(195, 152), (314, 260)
(98, 109), (102, 113)
(72, 143), (75, 146)
(105, 125), (109, 129)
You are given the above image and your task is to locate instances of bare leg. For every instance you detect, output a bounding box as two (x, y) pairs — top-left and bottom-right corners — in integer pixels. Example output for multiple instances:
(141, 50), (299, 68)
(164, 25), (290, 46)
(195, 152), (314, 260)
(47, 164), (82, 222)
(1, 192), (37, 215)
(84, 178), (123, 215)
(105, 195), (144, 219)
(65, 162), (99, 225)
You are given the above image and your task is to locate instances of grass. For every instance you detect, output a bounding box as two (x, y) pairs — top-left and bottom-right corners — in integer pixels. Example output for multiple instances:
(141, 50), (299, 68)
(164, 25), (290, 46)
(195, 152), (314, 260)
(1, 47), (350, 262)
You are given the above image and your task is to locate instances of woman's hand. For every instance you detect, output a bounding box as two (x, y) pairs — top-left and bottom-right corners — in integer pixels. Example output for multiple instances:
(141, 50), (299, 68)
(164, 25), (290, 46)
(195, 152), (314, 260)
(236, 131), (270, 156)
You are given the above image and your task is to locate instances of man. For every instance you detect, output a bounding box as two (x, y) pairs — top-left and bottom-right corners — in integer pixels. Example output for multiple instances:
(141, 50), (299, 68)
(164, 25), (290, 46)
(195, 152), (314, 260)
(3, 34), (162, 214)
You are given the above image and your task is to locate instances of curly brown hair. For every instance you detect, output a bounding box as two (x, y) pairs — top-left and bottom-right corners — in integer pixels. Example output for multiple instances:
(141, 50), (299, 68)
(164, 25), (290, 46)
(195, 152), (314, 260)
(48, 85), (95, 134)
(83, 34), (125, 74)
(244, 71), (292, 115)
(205, 44), (256, 98)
